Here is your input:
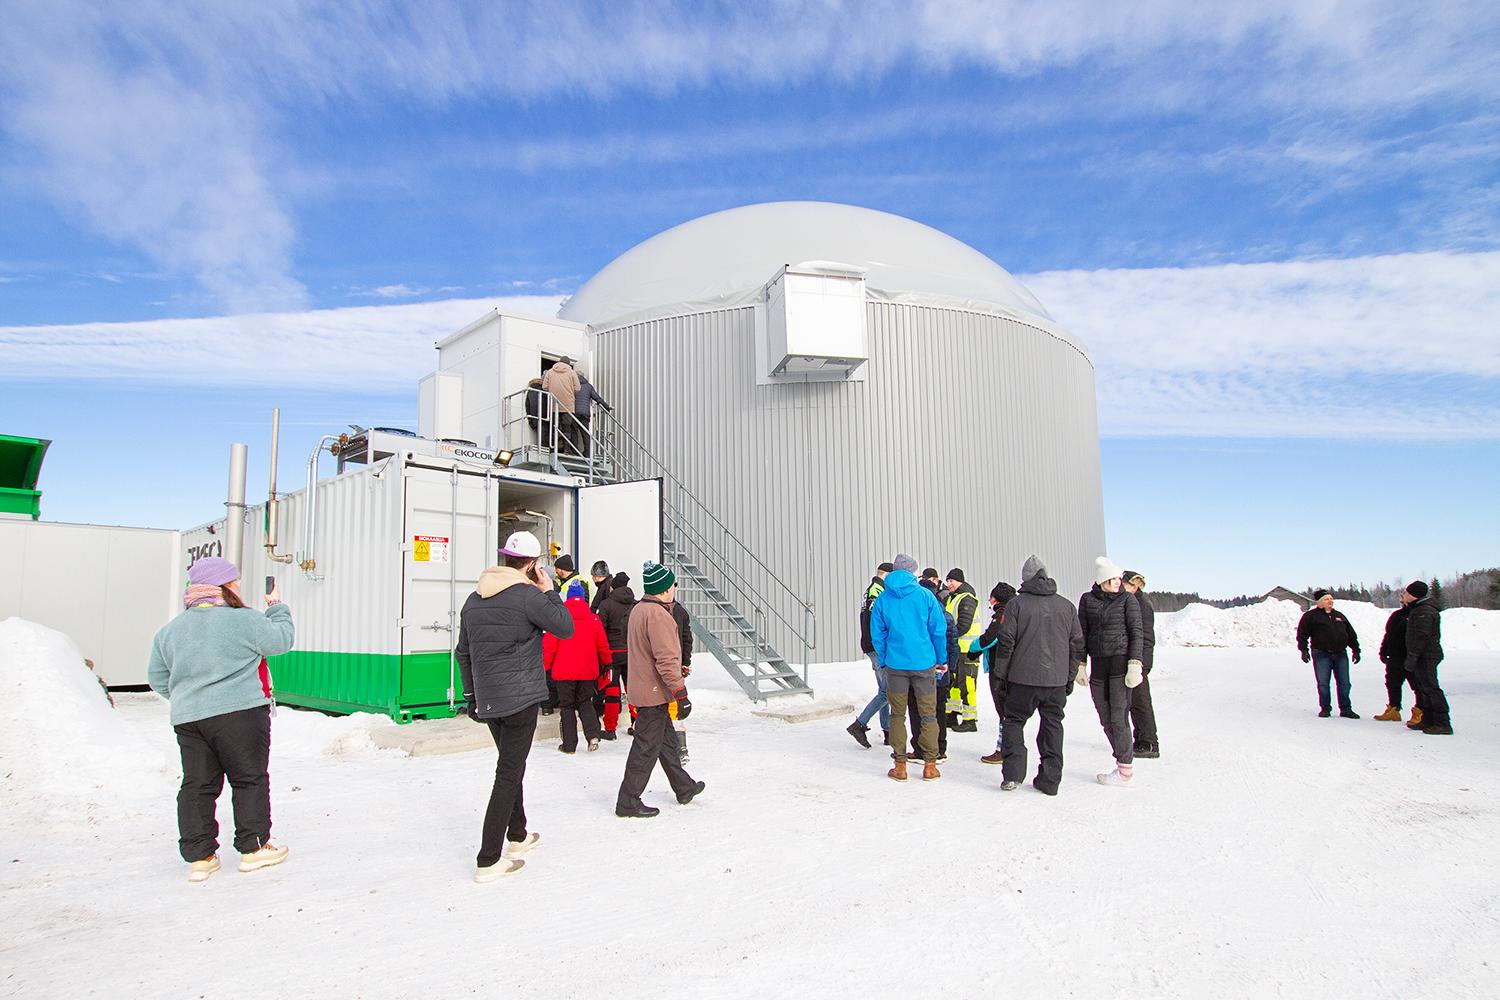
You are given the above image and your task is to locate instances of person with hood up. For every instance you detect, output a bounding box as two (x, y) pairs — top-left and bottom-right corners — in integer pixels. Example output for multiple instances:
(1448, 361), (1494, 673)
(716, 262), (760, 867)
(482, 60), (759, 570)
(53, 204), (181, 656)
(596, 571), (636, 740)
(1402, 581), (1452, 735)
(544, 580), (613, 754)
(846, 561), (894, 750)
(147, 557), (295, 883)
(541, 357), (585, 455)
(869, 553), (949, 782)
(973, 580), (1017, 765)
(457, 530), (574, 883)
(1295, 590), (1362, 719)
(991, 556), (1085, 795)
(615, 562), (704, 817)
(1375, 588), (1418, 724)
(943, 568), (984, 732)
(1078, 557), (1145, 787)
(1122, 571), (1160, 759)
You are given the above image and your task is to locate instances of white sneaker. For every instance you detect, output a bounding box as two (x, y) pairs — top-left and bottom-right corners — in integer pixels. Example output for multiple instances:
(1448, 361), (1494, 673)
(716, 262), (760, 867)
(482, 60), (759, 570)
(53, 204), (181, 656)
(506, 832), (541, 857)
(238, 843), (290, 872)
(1096, 769), (1133, 787)
(587, 738), (600, 752)
(474, 858), (525, 883)
(188, 855), (221, 883)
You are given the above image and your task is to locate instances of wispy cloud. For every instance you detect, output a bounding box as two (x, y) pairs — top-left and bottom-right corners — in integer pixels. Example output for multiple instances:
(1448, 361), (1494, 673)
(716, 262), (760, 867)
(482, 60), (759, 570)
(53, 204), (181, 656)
(0, 295), (563, 390)
(351, 283), (430, 299)
(1023, 250), (1500, 438)
(3, 2), (1497, 310)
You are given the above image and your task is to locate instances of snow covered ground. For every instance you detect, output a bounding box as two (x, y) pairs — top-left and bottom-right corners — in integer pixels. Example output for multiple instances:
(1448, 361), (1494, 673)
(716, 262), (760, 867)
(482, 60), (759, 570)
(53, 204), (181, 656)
(3, 609), (1500, 1000)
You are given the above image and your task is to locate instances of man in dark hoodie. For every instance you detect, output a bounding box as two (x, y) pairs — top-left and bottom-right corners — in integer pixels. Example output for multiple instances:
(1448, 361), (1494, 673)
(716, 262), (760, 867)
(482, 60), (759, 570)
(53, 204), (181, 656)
(596, 571), (636, 741)
(589, 560), (612, 614)
(992, 556), (1085, 796)
(456, 530), (574, 883)
(974, 580), (1017, 765)
(1403, 580), (1452, 735)
(1375, 590), (1417, 724)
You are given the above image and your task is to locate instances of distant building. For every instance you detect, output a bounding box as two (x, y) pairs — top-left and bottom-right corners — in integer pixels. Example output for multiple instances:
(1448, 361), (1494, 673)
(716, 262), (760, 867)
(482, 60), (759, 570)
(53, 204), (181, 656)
(1261, 586), (1314, 610)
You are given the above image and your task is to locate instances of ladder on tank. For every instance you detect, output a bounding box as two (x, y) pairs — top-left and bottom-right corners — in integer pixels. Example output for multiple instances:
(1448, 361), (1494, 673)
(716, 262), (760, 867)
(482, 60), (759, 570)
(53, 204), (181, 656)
(501, 389), (815, 701)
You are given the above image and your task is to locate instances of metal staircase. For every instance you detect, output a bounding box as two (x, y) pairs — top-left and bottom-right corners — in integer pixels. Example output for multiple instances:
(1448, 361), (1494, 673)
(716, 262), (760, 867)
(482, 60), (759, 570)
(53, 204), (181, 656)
(502, 389), (815, 701)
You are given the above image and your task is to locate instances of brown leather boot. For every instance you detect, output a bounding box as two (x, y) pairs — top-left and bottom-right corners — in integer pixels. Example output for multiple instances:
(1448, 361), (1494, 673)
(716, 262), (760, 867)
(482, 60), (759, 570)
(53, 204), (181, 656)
(1374, 705), (1402, 721)
(887, 758), (909, 781)
(1406, 706), (1424, 729)
(922, 761), (941, 781)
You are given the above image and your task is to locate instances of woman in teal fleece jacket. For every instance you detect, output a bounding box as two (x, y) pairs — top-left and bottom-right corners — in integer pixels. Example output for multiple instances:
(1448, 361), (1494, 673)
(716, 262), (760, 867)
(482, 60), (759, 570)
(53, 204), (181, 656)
(147, 557), (295, 883)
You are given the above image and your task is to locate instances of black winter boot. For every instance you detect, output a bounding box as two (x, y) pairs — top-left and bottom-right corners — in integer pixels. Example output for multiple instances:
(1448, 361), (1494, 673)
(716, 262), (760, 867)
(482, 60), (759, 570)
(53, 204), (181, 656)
(846, 721), (872, 749)
(1135, 741), (1160, 759)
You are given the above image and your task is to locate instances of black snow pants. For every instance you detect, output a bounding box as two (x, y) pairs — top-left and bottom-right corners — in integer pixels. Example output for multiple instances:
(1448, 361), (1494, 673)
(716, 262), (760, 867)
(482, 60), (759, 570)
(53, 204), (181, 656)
(1409, 656), (1450, 728)
(1000, 683), (1067, 793)
(556, 679), (601, 750)
(1384, 662), (1417, 709)
(616, 703), (696, 810)
(174, 705), (273, 862)
(1090, 655), (1134, 764)
(1129, 670), (1158, 745)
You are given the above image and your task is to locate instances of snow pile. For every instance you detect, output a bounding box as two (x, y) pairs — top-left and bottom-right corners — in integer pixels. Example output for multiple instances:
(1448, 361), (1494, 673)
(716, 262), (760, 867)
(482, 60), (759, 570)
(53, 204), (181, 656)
(271, 707), (398, 758)
(1157, 599), (1500, 650)
(0, 618), (170, 816)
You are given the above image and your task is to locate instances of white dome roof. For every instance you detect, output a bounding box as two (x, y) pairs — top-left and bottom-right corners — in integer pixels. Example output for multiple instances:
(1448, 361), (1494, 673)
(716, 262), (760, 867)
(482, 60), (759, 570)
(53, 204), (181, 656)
(558, 201), (1052, 328)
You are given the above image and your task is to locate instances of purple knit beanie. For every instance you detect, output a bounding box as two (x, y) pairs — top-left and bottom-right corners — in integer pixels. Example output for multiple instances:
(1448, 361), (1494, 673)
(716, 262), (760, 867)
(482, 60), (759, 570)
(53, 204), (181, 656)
(188, 556), (240, 587)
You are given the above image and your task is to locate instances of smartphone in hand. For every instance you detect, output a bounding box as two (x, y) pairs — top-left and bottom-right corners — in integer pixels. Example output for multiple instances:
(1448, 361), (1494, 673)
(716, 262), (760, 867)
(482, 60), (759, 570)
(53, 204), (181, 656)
(265, 575), (276, 596)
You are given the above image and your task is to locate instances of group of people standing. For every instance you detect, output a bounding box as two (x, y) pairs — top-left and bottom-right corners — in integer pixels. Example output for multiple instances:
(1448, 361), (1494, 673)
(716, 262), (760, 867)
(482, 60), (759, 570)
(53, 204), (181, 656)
(1295, 583), (1452, 735)
(146, 532), (705, 886)
(846, 553), (1160, 792)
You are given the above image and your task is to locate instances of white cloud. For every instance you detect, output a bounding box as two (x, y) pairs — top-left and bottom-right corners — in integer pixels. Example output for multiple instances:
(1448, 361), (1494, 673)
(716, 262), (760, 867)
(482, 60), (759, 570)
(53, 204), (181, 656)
(1023, 250), (1500, 438)
(3, 2), (1497, 311)
(352, 283), (429, 299)
(0, 295), (563, 390)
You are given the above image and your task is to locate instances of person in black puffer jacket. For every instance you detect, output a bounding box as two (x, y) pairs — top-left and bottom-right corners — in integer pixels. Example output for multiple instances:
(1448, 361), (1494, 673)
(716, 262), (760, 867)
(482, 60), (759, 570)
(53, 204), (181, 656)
(1402, 580), (1451, 735)
(1078, 557), (1143, 787)
(456, 531), (574, 882)
(1375, 600), (1416, 722)
(596, 572), (637, 739)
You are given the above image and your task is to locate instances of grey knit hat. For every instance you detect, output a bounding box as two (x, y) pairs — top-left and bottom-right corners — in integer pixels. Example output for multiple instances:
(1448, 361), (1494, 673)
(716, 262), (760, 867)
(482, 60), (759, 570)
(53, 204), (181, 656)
(892, 553), (918, 574)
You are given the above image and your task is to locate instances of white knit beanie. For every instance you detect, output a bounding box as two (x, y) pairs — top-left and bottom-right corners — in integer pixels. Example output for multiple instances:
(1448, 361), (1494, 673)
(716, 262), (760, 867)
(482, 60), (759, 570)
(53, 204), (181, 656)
(1095, 557), (1124, 585)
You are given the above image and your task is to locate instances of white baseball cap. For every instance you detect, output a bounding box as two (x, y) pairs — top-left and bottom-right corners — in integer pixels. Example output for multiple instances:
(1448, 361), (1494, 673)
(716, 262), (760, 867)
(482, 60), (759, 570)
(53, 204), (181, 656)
(499, 530), (543, 558)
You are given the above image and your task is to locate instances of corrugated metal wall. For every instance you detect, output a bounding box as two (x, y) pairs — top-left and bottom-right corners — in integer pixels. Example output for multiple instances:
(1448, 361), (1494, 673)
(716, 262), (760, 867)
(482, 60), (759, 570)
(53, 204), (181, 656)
(593, 301), (1105, 663)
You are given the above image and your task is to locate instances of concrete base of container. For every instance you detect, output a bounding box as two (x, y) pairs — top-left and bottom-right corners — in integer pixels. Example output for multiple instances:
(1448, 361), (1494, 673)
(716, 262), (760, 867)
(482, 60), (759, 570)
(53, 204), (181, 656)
(751, 701), (855, 725)
(370, 712), (563, 757)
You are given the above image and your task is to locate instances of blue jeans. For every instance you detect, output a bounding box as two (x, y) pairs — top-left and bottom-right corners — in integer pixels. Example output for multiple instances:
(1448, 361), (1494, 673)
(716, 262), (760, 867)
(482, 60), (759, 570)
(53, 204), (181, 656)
(856, 652), (890, 730)
(1312, 650), (1352, 713)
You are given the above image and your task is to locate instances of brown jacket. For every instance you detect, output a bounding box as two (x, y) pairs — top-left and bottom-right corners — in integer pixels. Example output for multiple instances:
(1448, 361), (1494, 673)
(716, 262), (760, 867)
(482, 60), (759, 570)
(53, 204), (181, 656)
(626, 596), (686, 707)
(541, 361), (580, 412)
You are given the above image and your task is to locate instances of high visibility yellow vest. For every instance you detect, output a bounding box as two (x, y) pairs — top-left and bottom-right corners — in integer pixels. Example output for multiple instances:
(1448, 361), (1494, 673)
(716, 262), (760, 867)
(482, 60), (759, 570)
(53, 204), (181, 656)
(946, 589), (982, 643)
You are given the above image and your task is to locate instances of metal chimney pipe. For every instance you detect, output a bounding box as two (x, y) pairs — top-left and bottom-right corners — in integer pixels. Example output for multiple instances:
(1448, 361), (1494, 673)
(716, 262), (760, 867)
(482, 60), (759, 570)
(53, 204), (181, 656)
(265, 408), (295, 563)
(225, 442), (248, 570)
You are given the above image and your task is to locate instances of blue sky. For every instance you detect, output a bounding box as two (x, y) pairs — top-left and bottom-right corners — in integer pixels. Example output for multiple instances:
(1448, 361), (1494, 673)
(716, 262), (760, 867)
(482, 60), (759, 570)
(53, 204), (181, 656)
(2, 2), (1498, 597)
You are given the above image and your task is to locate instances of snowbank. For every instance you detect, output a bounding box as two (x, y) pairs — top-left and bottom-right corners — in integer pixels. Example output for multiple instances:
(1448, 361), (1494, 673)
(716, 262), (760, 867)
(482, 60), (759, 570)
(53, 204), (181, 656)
(270, 706), (398, 758)
(1157, 598), (1500, 650)
(0, 618), (170, 816)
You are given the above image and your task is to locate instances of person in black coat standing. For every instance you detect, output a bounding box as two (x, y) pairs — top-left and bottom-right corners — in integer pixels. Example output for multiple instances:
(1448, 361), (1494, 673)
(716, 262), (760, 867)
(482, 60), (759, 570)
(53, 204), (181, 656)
(1078, 557), (1144, 787)
(596, 573), (636, 740)
(1402, 581), (1452, 735)
(456, 530), (574, 883)
(1122, 571), (1160, 759)
(1376, 597), (1417, 723)
(1296, 590), (1362, 719)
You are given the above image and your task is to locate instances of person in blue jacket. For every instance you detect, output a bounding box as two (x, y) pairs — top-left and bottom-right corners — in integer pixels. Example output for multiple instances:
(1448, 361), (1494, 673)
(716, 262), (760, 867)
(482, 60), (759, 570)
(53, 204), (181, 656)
(870, 552), (949, 782)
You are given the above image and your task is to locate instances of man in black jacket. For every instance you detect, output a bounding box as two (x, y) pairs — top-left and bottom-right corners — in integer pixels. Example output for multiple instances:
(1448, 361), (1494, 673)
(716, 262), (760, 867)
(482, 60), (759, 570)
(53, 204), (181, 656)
(1296, 590), (1361, 719)
(847, 561), (894, 749)
(992, 556), (1086, 796)
(1123, 571), (1160, 759)
(456, 530), (574, 883)
(1402, 581), (1452, 735)
(1376, 596), (1417, 723)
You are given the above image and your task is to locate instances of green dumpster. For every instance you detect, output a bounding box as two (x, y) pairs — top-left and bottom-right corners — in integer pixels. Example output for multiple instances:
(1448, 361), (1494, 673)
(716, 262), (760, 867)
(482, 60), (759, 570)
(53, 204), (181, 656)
(0, 434), (50, 520)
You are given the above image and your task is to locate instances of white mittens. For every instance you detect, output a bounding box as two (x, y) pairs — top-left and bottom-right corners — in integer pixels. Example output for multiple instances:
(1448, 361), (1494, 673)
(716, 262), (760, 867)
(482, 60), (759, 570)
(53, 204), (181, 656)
(1125, 659), (1144, 688)
(1074, 662), (1089, 687)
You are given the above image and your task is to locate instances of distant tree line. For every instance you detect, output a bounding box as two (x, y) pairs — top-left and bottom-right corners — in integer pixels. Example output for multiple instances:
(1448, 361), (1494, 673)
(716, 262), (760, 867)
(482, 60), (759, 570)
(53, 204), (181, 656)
(1301, 568), (1500, 610)
(1146, 568), (1500, 612)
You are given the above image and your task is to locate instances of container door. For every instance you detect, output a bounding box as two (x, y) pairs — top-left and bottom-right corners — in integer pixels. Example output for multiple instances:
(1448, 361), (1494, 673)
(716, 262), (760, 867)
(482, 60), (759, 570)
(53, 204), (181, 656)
(576, 478), (662, 584)
(401, 467), (492, 709)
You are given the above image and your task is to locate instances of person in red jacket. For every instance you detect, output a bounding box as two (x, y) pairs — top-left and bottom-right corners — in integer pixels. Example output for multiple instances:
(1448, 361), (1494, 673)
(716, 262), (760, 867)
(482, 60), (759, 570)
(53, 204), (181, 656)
(543, 581), (613, 753)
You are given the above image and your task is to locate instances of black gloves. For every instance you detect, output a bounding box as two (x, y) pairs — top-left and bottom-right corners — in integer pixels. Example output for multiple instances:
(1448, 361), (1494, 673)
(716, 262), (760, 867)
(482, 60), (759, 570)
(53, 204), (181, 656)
(1301, 651), (1311, 664)
(673, 691), (692, 720)
(1352, 650), (1361, 664)
(465, 700), (484, 723)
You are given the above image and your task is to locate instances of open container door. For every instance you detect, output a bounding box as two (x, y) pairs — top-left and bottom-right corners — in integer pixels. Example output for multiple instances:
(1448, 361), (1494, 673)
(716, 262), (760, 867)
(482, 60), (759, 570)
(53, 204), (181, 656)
(577, 478), (662, 586)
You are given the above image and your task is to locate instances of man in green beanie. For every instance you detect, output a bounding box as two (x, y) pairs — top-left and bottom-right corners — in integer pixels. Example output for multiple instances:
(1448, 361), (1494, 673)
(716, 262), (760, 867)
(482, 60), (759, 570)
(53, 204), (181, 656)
(615, 561), (704, 817)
